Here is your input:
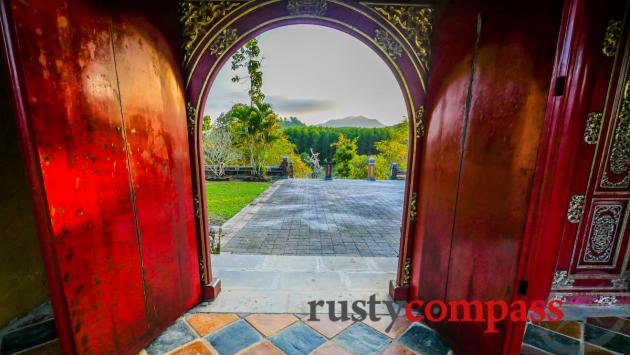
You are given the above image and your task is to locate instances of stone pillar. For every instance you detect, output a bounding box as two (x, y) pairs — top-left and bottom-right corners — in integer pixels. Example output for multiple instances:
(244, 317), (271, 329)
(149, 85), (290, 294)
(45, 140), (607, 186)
(367, 157), (376, 181)
(390, 163), (398, 180)
(324, 159), (333, 180)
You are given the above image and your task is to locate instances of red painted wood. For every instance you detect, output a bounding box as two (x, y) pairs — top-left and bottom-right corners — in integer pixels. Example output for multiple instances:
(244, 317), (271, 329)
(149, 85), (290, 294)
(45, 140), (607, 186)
(411, 1), (562, 353)
(110, 7), (200, 325)
(0, 1), (75, 352)
(549, 0), (630, 302)
(7, 0), (200, 353)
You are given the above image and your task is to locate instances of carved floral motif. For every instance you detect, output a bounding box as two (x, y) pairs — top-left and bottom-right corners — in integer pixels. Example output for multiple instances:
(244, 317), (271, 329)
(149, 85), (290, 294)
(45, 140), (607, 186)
(186, 102), (197, 136)
(375, 29), (402, 61)
(583, 205), (622, 263)
(180, 1), (244, 61)
(415, 106), (425, 139)
(567, 195), (585, 224)
(552, 270), (575, 289)
(365, 4), (433, 69)
(584, 112), (603, 145)
(602, 19), (623, 57)
(401, 258), (411, 286)
(593, 295), (618, 306)
(209, 28), (239, 57)
(287, 0), (327, 16)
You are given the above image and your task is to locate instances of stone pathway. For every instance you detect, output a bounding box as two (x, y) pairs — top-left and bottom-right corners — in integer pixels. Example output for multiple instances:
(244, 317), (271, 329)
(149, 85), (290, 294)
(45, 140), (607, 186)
(203, 254), (398, 314)
(221, 179), (405, 256)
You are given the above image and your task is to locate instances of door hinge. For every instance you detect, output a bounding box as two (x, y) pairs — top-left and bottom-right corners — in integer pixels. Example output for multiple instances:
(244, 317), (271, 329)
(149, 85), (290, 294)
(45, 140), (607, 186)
(518, 280), (528, 296)
(567, 195), (585, 224)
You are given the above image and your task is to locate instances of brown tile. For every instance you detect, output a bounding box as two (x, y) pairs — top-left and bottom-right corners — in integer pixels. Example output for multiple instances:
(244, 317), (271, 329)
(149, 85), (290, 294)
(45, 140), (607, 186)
(363, 316), (412, 338)
(533, 321), (582, 339)
(381, 342), (416, 355)
(587, 317), (630, 336)
(186, 313), (239, 336)
(238, 340), (283, 355)
(245, 314), (297, 337)
(303, 315), (353, 339)
(310, 342), (352, 355)
(170, 340), (216, 355)
(584, 343), (615, 355)
(520, 344), (552, 355)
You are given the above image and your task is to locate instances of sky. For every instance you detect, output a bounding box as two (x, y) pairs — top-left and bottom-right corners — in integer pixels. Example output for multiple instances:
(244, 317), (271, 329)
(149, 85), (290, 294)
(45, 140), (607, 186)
(203, 25), (407, 126)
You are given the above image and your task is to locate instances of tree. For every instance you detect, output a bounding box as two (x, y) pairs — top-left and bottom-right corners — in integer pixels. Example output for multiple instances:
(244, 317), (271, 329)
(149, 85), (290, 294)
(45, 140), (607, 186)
(203, 127), (240, 177)
(375, 118), (409, 170)
(331, 133), (358, 178)
(231, 39), (264, 106)
(224, 102), (279, 175)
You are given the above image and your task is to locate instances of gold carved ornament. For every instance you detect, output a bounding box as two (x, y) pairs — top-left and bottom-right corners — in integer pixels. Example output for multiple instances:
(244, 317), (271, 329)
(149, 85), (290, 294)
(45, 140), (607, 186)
(366, 4), (433, 69)
(180, 1), (244, 61)
(186, 102), (197, 136)
(408, 192), (417, 222)
(415, 106), (425, 139)
(209, 28), (239, 57)
(401, 258), (411, 286)
(566, 195), (585, 224)
(374, 28), (403, 61)
(602, 19), (623, 58)
(584, 112), (603, 145)
(552, 270), (574, 289)
(602, 77), (630, 189)
(287, 0), (327, 16)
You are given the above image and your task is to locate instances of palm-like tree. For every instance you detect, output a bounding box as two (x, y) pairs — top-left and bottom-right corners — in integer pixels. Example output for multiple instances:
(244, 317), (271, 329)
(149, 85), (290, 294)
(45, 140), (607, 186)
(225, 102), (279, 175)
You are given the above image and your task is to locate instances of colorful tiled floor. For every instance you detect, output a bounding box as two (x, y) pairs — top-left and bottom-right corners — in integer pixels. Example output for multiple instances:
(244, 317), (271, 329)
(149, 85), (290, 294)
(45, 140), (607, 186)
(141, 312), (451, 355)
(522, 317), (630, 354)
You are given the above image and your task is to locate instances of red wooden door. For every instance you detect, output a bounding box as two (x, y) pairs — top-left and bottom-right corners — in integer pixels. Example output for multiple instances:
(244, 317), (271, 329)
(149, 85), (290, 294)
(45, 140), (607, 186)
(2, 0), (200, 353)
(550, 0), (630, 305)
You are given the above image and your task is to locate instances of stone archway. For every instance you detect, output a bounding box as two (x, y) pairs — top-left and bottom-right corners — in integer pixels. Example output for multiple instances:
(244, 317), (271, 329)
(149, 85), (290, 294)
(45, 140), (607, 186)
(179, 0), (432, 300)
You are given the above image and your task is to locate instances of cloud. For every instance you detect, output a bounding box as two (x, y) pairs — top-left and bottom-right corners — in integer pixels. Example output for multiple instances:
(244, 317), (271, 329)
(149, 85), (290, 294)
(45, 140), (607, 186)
(267, 95), (338, 115)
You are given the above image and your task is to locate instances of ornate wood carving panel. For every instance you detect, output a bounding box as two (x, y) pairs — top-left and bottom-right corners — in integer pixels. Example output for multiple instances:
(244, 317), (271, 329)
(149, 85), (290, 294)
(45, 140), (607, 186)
(551, 0), (630, 305)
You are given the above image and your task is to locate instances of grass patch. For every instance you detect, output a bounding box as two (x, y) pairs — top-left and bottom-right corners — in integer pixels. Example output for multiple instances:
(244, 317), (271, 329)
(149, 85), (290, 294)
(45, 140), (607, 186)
(205, 181), (271, 224)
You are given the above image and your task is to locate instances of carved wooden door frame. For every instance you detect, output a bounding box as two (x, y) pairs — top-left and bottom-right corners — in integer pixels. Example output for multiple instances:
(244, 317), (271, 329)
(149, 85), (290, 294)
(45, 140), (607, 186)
(179, 0), (433, 300)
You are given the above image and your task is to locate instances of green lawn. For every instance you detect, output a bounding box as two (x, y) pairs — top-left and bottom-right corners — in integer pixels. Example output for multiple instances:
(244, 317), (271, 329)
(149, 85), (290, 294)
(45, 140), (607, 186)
(205, 181), (271, 224)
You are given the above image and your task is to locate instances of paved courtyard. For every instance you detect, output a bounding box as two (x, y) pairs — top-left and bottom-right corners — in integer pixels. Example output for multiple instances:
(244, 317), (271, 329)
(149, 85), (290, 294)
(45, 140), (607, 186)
(221, 179), (404, 256)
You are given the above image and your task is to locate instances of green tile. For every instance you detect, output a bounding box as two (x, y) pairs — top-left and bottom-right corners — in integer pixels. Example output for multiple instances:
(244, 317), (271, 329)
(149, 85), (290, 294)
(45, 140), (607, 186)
(523, 324), (580, 355)
(584, 323), (630, 354)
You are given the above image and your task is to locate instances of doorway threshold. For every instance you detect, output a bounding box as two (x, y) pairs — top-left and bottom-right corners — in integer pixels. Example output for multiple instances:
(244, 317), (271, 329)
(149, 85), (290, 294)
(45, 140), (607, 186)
(192, 254), (399, 314)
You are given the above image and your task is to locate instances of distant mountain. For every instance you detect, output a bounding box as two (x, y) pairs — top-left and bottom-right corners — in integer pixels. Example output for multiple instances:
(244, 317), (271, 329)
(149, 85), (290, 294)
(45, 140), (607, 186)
(317, 115), (385, 128)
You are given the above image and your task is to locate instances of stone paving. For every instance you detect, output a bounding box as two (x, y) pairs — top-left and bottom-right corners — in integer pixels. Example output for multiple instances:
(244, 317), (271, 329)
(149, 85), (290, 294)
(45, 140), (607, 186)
(221, 179), (405, 256)
(203, 254), (398, 314)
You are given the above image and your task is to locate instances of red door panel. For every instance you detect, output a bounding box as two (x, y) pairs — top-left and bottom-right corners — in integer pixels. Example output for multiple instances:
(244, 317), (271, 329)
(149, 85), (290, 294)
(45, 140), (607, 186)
(8, 0), (152, 352)
(6, 0), (200, 353)
(551, 0), (630, 305)
(110, 10), (200, 325)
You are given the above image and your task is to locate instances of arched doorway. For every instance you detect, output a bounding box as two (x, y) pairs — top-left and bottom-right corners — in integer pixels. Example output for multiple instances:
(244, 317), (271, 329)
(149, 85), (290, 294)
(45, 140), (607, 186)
(180, 0), (432, 300)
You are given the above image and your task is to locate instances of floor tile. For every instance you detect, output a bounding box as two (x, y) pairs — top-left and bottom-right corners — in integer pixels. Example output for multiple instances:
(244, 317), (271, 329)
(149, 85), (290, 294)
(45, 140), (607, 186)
(15, 340), (61, 355)
(381, 342), (416, 355)
(534, 321), (582, 340)
(245, 314), (298, 337)
(206, 320), (262, 355)
(335, 322), (391, 355)
(523, 324), (580, 355)
(362, 315), (412, 338)
(145, 320), (197, 355)
(186, 313), (239, 336)
(520, 344), (553, 355)
(398, 323), (449, 355)
(310, 341), (352, 355)
(584, 343), (616, 355)
(584, 323), (630, 354)
(262, 256), (318, 271)
(170, 340), (216, 355)
(269, 322), (326, 355)
(587, 317), (630, 337)
(237, 340), (283, 355)
(303, 315), (353, 339)
(319, 257), (371, 271)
